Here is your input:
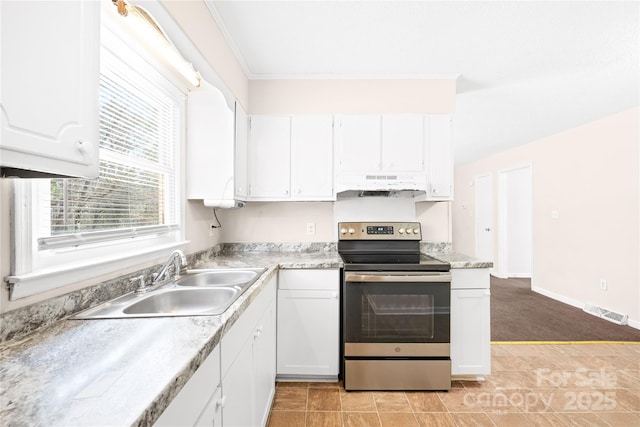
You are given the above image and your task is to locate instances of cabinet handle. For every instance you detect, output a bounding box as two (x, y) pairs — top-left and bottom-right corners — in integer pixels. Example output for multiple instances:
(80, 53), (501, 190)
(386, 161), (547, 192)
(217, 395), (227, 408)
(254, 325), (263, 338)
(485, 290), (491, 296)
(332, 292), (338, 299)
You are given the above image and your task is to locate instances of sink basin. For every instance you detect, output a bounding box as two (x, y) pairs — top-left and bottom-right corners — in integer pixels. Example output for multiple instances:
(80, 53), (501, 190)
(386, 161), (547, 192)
(72, 267), (267, 319)
(123, 287), (239, 315)
(176, 269), (261, 287)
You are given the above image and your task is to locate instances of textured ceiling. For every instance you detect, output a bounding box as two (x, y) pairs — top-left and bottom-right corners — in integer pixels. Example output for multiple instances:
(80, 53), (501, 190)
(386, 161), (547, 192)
(207, 1), (639, 164)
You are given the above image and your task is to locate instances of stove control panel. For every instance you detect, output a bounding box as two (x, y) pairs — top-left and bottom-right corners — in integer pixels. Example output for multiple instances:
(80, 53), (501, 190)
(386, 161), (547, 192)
(339, 222), (422, 240)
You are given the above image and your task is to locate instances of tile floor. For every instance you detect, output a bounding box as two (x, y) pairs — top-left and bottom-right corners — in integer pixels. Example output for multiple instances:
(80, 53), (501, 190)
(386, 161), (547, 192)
(267, 343), (640, 427)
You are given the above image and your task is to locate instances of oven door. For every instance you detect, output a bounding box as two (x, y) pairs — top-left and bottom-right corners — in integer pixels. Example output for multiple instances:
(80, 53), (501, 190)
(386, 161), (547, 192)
(343, 271), (451, 357)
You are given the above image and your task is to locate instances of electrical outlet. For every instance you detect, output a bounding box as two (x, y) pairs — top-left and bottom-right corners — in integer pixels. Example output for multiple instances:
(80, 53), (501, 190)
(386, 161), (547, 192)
(551, 210), (559, 219)
(599, 279), (607, 291)
(306, 222), (316, 235)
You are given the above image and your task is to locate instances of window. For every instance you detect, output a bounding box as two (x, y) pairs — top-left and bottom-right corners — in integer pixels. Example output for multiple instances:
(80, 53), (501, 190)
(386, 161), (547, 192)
(9, 22), (188, 299)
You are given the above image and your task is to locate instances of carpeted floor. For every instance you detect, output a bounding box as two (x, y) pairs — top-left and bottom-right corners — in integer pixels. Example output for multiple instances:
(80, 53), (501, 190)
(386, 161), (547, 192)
(490, 276), (640, 342)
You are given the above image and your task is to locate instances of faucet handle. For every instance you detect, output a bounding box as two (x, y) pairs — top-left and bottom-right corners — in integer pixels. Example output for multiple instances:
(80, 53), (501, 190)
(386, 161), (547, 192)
(131, 275), (146, 291)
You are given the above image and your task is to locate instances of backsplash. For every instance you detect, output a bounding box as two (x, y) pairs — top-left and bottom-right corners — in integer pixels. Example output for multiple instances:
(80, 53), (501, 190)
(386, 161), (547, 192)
(421, 241), (453, 254)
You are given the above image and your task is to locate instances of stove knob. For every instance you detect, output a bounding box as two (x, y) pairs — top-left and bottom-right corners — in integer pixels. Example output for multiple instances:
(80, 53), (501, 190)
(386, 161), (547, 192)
(412, 228), (419, 234)
(348, 228), (355, 234)
(340, 228), (347, 235)
(398, 228), (405, 234)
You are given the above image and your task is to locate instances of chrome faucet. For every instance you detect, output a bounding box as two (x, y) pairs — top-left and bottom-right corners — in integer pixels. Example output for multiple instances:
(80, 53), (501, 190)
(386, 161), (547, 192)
(135, 250), (188, 294)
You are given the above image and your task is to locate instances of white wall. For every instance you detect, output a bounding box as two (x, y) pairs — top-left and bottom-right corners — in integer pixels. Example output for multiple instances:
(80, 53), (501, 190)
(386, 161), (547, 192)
(249, 79), (456, 114)
(218, 200), (451, 244)
(452, 107), (640, 327)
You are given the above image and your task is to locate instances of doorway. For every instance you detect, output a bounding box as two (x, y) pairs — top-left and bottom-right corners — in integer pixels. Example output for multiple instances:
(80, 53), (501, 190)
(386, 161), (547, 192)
(498, 165), (533, 279)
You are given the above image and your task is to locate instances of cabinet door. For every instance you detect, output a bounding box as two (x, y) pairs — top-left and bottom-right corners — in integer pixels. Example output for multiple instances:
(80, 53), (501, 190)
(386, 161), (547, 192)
(450, 288), (491, 375)
(186, 81), (234, 201)
(195, 386), (223, 427)
(253, 304), (276, 427)
(221, 335), (254, 427)
(0, 0), (99, 178)
(277, 289), (340, 377)
(154, 346), (221, 427)
(248, 115), (291, 199)
(234, 102), (249, 199)
(334, 115), (381, 173)
(427, 115), (453, 199)
(290, 115), (334, 200)
(381, 115), (425, 172)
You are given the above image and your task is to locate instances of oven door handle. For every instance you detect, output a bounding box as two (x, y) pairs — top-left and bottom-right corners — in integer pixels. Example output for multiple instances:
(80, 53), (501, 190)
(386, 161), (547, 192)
(345, 272), (451, 283)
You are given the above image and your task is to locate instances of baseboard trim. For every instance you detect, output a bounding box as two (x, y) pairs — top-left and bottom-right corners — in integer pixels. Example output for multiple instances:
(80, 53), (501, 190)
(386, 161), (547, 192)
(531, 285), (639, 331)
(491, 341), (640, 345)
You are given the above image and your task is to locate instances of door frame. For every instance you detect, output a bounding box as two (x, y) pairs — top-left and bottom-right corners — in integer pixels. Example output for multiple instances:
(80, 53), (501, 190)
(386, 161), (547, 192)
(474, 173), (494, 273)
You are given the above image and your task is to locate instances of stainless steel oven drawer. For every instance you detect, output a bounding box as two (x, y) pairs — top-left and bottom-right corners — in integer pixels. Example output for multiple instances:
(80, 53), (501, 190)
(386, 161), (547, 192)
(345, 342), (450, 357)
(344, 359), (451, 391)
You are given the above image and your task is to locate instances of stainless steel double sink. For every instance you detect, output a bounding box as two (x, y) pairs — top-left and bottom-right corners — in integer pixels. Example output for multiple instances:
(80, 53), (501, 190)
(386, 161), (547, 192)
(73, 268), (266, 319)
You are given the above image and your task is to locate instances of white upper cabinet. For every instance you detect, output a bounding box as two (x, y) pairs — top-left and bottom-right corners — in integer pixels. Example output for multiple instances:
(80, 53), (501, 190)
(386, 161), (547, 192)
(334, 115), (381, 173)
(186, 81), (235, 204)
(334, 114), (426, 175)
(0, 0), (100, 178)
(334, 114), (431, 194)
(290, 115), (334, 200)
(246, 113), (453, 201)
(381, 115), (425, 172)
(248, 115), (291, 199)
(247, 114), (334, 201)
(427, 114), (453, 199)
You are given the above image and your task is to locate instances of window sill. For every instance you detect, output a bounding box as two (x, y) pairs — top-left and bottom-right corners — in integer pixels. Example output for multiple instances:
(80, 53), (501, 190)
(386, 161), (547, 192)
(6, 241), (188, 300)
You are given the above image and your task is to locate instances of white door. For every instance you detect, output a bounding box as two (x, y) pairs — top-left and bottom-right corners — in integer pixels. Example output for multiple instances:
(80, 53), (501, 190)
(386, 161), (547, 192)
(475, 174), (494, 262)
(499, 165), (533, 278)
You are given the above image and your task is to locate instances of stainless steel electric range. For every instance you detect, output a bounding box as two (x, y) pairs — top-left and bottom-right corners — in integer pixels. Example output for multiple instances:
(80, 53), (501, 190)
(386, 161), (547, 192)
(338, 221), (451, 391)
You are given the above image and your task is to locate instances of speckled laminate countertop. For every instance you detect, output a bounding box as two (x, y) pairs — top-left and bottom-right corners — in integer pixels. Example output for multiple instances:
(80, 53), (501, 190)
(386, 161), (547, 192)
(428, 252), (493, 269)
(0, 248), (487, 426)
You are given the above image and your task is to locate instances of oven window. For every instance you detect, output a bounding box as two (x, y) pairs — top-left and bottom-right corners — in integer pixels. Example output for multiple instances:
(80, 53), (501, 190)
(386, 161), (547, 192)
(362, 292), (434, 339)
(344, 281), (450, 343)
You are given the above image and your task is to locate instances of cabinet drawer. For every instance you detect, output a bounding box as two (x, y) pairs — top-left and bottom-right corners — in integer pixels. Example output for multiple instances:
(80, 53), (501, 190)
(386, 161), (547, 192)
(278, 269), (339, 290)
(451, 268), (490, 290)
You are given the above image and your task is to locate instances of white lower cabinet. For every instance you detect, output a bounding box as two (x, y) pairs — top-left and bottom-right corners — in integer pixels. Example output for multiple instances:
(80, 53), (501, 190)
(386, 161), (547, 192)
(450, 268), (491, 376)
(277, 269), (340, 379)
(154, 345), (221, 427)
(221, 276), (277, 427)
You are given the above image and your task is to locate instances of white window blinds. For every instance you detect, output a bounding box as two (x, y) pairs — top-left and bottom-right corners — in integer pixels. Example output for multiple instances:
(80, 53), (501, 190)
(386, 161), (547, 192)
(38, 44), (181, 250)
